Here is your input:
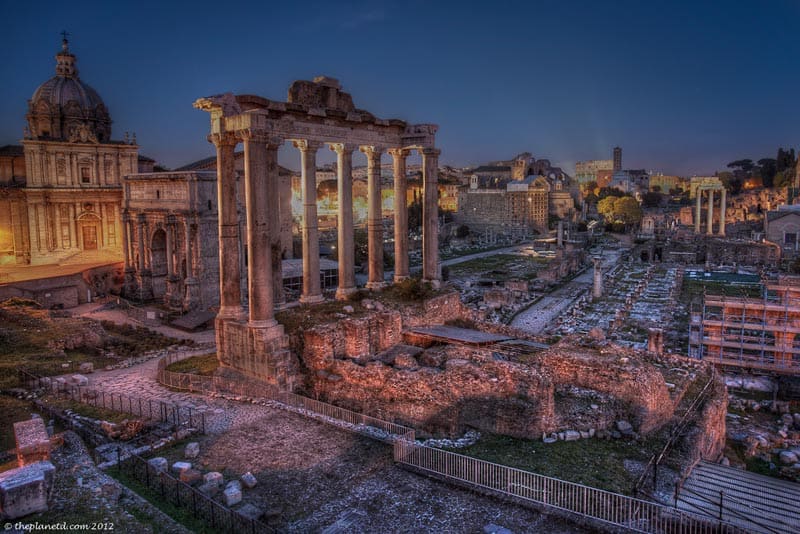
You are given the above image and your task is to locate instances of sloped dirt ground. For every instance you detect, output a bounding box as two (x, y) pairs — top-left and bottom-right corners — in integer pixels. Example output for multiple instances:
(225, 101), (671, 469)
(181, 406), (592, 533)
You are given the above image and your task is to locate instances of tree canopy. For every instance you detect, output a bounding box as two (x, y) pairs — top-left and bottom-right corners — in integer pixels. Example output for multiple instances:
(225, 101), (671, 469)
(597, 195), (642, 227)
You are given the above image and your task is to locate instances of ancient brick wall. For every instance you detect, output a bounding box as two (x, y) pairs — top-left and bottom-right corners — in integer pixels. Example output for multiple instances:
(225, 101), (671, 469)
(681, 375), (728, 462)
(534, 343), (673, 434)
(311, 355), (555, 438)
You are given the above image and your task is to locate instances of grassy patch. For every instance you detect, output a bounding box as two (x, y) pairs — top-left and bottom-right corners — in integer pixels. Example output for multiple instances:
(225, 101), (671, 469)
(277, 300), (368, 333)
(40, 397), (132, 424)
(0, 395), (36, 452)
(165, 354), (219, 376)
(107, 468), (217, 534)
(679, 279), (762, 306)
(100, 321), (187, 359)
(448, 254), (547, 280)
(381, 277), (437, 302)
(449, 432), (662, 495)
(0, 298), (187, 389)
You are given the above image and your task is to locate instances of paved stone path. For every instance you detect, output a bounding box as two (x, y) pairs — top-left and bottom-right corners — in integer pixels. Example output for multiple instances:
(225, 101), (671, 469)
(511, 246), (624, 334)
(62, 301), (268, 434)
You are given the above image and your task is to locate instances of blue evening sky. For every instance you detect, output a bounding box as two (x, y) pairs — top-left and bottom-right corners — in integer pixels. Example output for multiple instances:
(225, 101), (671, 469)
(2, 0), (799, 176)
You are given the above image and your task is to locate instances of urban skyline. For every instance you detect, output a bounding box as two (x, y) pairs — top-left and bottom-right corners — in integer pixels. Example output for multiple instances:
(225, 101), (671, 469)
(3, 0), (800, 176)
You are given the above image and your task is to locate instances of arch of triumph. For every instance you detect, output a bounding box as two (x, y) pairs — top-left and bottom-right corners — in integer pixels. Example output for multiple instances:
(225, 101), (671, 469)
(194, 77), (440, 383)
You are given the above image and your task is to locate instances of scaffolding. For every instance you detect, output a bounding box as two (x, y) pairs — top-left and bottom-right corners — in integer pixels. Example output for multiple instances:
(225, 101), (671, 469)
(688, 279), (800, 375)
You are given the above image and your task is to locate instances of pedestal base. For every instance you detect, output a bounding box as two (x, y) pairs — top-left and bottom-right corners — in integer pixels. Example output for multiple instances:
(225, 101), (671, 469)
(136, 271), (153, 301)
(365, 281), (387, 291)
(215, 317), (298, 389)
(183, 278), (200, 311)
(335, 287), (357, 301)
(299, 294), (325, 305)
(423, 278), (442, 290)
(165, 276), (183, 309)
(122, 267), (138, 298)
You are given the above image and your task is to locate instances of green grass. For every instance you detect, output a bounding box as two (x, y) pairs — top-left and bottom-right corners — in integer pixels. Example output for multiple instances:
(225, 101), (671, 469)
(165, 354), (219, 376)
(276, 300), (369, 333)
(448, 254), (547, 280)
(0, 395), (37, 452)
(679, 279), (762, 305)
(448, 432), (662, 495)
(41, 397), (132, 424)
(108, 468), (218, 534)
(0, 299), (186, 389)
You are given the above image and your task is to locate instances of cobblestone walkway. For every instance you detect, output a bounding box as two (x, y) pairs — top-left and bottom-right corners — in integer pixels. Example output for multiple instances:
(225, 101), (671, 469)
(86, 356), (276, 434)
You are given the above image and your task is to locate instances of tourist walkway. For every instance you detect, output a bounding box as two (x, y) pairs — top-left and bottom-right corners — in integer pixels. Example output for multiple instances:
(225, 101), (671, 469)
(676, 460), (800, 534)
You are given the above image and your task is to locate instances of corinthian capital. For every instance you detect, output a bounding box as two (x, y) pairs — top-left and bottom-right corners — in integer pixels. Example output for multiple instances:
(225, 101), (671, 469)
(207, 132), (238, 148)
(293, 139), (324, 152)
(329, 142), (357, 155)
(360, 145), (383, 163)
(387, 148), (410, 159)
(239, 129), (282, 148)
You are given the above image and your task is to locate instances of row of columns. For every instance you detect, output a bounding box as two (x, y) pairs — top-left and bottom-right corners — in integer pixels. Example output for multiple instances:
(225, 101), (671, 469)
(212, 131), (440, 329)
(694, 188), (727, 236)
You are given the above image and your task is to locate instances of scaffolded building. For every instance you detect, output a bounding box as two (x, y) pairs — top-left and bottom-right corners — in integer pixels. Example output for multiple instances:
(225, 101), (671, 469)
(689, 276), (800, 374)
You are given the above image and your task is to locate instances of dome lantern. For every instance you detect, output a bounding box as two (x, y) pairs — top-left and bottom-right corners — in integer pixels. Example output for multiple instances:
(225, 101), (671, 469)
(25, 34), (112, 143)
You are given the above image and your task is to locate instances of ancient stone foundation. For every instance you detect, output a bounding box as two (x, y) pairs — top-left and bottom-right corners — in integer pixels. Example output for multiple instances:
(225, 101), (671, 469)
(215, 318), (298, 388)
(0, 461), (55, 520)
(295, 297), (681, 439)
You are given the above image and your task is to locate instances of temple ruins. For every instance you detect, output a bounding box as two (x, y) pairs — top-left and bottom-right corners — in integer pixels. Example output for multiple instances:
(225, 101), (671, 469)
(194, 77), (440, 382)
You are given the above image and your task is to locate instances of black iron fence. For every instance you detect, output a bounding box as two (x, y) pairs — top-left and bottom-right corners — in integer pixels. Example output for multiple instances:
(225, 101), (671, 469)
(18, 368), (205, 434)
(116, 448), (271, 534)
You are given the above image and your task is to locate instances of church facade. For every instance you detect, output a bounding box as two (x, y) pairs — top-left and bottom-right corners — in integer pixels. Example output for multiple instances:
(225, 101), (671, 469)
(0, 37), (138, 266)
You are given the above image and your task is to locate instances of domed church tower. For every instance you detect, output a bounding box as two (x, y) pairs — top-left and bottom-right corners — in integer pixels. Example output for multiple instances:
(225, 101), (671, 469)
(26, 37), (112, 143)
(17, 35), (138, 266)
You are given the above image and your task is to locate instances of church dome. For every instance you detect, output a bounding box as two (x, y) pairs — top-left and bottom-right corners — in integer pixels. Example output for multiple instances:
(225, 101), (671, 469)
(26, 36), (112, 143)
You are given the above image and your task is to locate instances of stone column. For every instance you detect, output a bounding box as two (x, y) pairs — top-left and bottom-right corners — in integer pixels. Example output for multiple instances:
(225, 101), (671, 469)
(136, 213), (153, 300)
(331, 143), (356, 299)
(183, 218), (199, 310)
(165, 214), (181, 308)
(719, 189), (726, 236)
(421, 147), (441, 286)
(136, 214), (146, 273)
(706, 189), (714, 236)
(389, 148), (410, 282)
(279, 173), (293, 260)
(592, 257), (603, 299)
(294, 140), (324, 304)
(362, 146), (385, 289)
(242, 131), (277, 327)
(212, 132), (243, 319)
(265, 140), (284, 308)
(121, 212), (130, 268)
(184, 220), (194, 278)
(695, 190), (702, 233)
(165, 216), (175, 277)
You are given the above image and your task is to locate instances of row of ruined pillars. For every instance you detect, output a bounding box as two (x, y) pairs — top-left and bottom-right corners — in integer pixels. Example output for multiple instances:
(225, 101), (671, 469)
(694, 187), (727, 236)
(212, 132), (440, 328)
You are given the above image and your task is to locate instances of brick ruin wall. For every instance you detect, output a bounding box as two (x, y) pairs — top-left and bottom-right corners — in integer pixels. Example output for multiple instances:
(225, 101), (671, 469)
(295, 295), (687, 439)
(531, 345), (674, 434)
(297, 296), (557, 437)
